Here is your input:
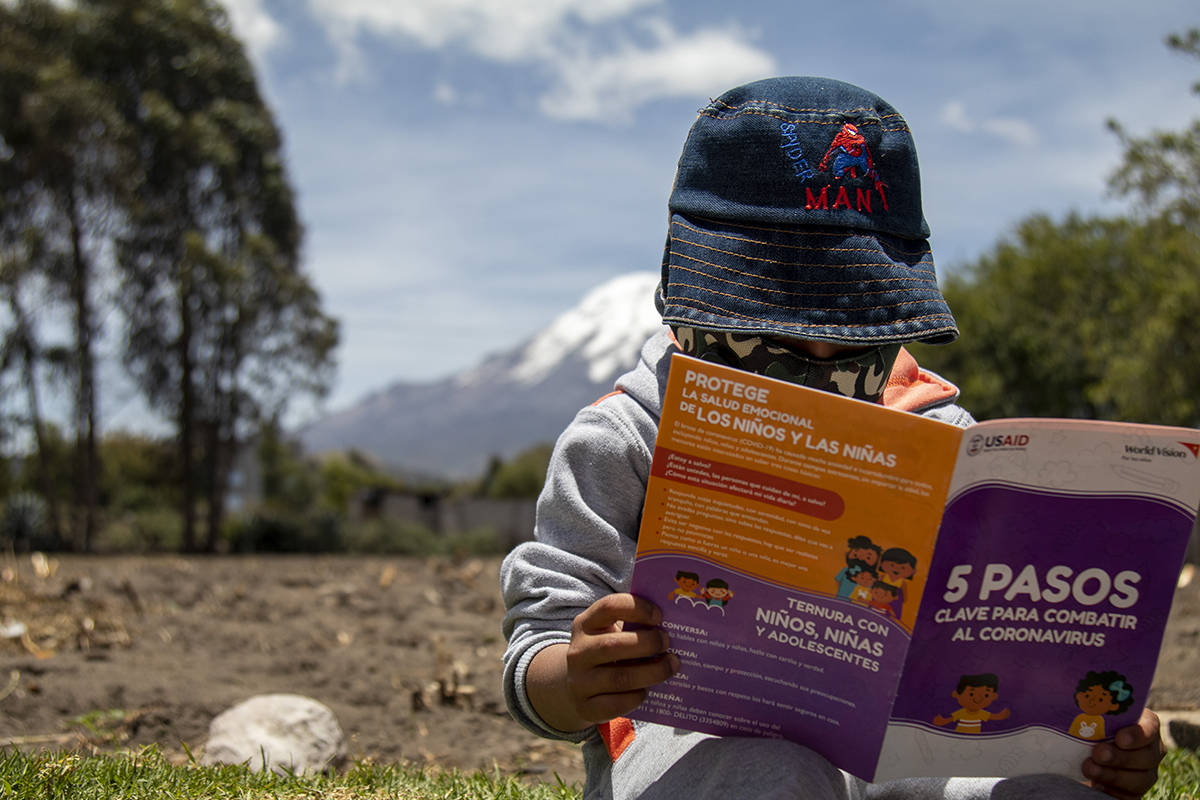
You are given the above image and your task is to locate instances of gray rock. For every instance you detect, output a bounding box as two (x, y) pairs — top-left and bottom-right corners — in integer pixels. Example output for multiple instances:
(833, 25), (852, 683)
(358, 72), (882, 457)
(201, 694), (346, 774)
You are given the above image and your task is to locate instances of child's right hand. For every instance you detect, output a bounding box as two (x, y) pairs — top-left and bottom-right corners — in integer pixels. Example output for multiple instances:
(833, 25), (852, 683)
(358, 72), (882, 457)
(525, 593), (679, 732)
(566, 593), (680, 724)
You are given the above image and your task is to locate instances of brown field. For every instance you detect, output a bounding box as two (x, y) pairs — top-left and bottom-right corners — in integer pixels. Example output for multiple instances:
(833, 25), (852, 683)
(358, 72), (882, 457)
(1, 554), (1197, 787)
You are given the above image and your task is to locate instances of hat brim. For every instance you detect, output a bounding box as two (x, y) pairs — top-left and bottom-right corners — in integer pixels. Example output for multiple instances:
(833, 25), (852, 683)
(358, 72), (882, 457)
(658, 213), (958, 346)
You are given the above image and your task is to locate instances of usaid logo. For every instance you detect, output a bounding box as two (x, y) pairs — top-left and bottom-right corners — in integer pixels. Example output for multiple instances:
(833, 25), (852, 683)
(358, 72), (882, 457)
(966, 433), (1030, 456)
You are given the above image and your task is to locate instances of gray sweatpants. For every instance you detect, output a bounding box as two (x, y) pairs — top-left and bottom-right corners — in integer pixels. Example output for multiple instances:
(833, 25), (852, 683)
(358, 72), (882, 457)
(582, 724), (1099, 800)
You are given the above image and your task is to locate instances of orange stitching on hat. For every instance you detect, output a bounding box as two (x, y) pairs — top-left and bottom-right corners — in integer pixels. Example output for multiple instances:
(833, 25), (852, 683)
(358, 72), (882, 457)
(670, 244), (937, 282)
(699, 108), (910, 134)
(676, 217), (932, 259)
(668, 265), (943, 302)
(700, 109), (874, 128)
(670, 233), (936, 274)
(668, 261), (939, 294)
(664, 293), (956, 328)
(708, 99), (910, 128)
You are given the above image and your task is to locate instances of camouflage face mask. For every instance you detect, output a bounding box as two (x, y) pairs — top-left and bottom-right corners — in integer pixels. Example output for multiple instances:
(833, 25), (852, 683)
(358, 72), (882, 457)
(672, 327), (901, 403)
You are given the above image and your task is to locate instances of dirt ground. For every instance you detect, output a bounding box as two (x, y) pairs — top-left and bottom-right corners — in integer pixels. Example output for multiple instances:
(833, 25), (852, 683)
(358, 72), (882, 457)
(0, 554), (1198, 788)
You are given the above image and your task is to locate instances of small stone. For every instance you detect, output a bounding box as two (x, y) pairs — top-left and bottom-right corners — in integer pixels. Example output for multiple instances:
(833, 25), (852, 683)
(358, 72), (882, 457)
(201, 693), (346, 774)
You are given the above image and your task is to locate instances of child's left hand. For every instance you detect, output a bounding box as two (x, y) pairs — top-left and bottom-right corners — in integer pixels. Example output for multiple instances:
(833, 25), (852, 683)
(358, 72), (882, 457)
(1081, 708), (1166, 799)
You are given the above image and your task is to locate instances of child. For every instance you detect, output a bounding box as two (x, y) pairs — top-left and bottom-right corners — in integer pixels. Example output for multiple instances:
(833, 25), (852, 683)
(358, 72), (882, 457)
(868, 580), (900, 621)
(933, 674), (1011, 734)
(848, 563), (878, 606)
(671, 570), (701, 601)
(877, 547), (918, 620)
(501, 76), (1163, 800)
(701, 579), (734, 608)
(1070, 671), (1136, 741)
(834, 558), (875, 599)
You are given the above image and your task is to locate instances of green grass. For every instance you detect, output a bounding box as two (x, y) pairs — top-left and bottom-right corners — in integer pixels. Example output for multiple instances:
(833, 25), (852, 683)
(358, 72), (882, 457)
(0, 747), (583, 799)
(1152, 748), (1200, 800)
(0, 746), (1197, 799)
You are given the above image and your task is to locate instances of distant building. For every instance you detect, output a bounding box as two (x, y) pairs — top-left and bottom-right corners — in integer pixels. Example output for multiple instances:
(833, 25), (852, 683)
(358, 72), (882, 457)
(352, 489), (536, 551)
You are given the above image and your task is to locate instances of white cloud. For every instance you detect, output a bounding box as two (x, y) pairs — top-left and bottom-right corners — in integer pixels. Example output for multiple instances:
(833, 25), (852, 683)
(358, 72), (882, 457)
(304, 0), (774, 121)
(308, 0), (656, 61)
(940, 100), (1039, 147)
(218, 0), (283, 62)
(541, 19), (775, 122)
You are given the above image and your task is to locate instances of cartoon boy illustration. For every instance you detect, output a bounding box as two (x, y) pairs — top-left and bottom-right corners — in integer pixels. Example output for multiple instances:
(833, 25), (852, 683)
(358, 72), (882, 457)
(670, 570), (701, 601)
(877, 547), (917, 619)
(868, 580), (899, 621)
(1069, 671), (1135, 741)
(701, 578), (734, 608)
(933, 674), (1011, 734)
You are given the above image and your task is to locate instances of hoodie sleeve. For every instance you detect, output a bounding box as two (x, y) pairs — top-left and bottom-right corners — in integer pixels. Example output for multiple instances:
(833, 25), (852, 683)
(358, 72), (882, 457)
(500, 393), (659, 741)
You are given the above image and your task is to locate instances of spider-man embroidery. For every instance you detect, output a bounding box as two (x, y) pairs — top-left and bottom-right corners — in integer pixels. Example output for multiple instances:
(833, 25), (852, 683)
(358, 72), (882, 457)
(819, 123), (877, 181)
(817, 122), (888, 208)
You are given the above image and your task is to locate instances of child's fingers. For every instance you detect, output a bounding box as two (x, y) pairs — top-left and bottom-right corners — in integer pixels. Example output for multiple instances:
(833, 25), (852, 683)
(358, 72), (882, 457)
(1081, 760), (1159, 800)
(1113, 708), (1162, 752)
(569, 624), (672, 671)
(1098, 710), (1165, 770)
(569, 652), (680, 723)
(574, 593), (662, 634)
(1081, 710), (1165, 800)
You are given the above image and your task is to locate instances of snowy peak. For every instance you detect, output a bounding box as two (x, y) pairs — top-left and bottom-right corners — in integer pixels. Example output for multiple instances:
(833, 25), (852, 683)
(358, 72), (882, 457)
(513, 272), (662, 385)
(302, 270), (665, 478)
(455, 271), (662, 389)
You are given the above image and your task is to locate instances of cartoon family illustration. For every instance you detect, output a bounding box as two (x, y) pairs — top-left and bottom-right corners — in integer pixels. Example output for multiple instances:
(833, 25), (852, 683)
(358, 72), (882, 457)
(832, 535), (916, 622)
(930, 670), (1134, 741)
(670, 570), (735, 611)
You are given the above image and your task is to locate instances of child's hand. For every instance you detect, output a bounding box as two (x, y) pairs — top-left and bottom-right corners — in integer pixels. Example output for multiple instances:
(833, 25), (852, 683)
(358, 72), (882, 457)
(1081, 708), (1166, 800)
(565, 593), (680, 725)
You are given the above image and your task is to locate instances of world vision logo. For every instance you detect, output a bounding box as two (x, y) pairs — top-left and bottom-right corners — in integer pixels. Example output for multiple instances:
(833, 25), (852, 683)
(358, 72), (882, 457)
(1123, 442), (1200, 461)
(780, 122), (890, 215)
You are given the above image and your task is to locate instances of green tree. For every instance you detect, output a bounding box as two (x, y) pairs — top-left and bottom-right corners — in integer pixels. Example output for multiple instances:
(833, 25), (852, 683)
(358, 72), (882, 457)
(70, 0), (337, 551)
(914, 28), (1200, 428)
(1107, 29), (1200, 226)
(0, 0), (134, 550)
(0, 257), (67, 542)
(915, 214), (1200, 425)
(478, 444), (554, 499)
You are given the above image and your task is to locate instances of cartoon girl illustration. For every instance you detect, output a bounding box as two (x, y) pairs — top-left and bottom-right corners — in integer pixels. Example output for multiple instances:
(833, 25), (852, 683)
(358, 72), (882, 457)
(835, 558), (876, 599)
(848, 562), (878, 605)
(1069, 671), (1135, 741)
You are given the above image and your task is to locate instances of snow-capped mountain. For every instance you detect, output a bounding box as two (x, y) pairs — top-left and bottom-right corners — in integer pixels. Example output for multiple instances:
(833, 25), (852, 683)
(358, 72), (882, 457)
(299, 272), (664, 478)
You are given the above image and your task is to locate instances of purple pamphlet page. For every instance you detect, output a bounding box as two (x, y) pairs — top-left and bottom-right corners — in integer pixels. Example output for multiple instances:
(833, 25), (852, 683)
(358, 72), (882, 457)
(877, 419), (1199, 781)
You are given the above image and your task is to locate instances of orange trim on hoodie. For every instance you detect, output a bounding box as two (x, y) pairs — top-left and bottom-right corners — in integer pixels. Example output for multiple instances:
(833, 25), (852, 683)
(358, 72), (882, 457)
(882, 347), (957, 413)
(598, 717), (636, 761)
(591, 390), (625, 406)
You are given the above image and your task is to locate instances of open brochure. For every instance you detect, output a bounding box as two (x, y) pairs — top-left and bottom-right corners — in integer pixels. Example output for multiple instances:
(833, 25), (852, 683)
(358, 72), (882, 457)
(627, 353), (1199, 783)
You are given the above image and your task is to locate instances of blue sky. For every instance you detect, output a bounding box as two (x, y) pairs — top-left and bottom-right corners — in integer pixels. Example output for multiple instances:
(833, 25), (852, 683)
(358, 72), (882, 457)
(174, 0), (1199, 420)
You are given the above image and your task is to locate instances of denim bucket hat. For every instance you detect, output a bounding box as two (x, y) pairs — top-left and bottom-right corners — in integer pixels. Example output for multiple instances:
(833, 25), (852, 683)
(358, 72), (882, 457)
(658, 76), (958, 345)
